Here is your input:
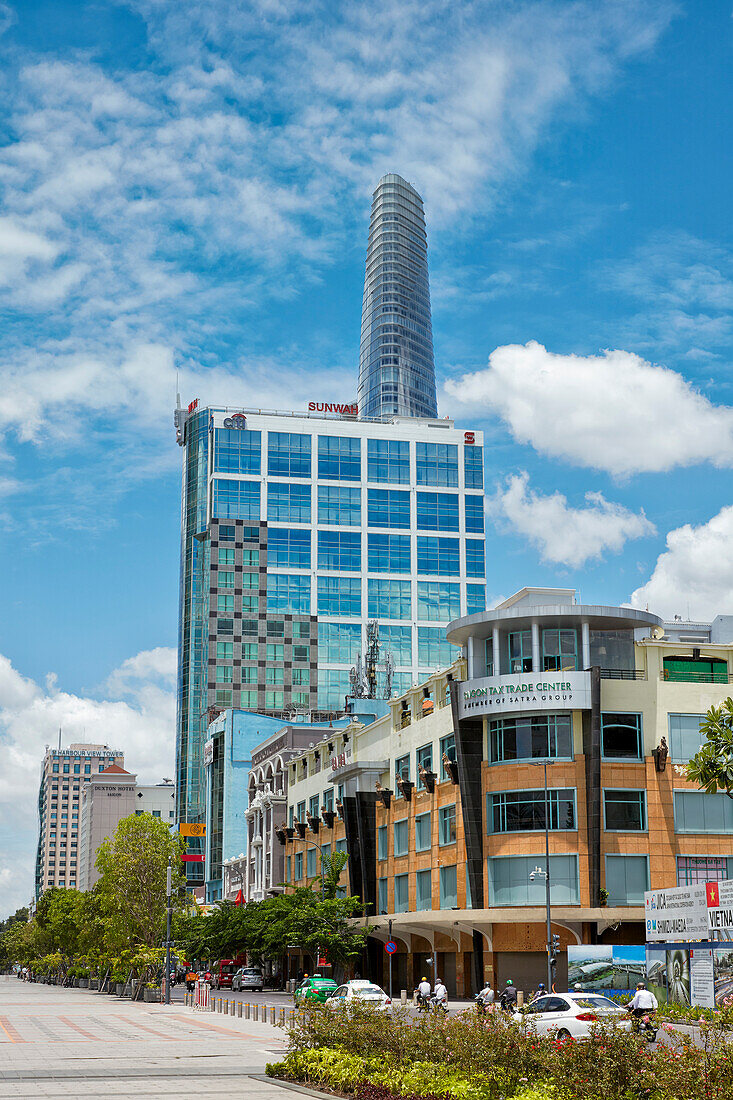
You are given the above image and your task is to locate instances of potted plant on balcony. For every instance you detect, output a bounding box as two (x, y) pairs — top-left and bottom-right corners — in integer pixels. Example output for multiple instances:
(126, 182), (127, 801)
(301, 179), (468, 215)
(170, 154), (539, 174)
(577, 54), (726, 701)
(599, 888), (609, 907)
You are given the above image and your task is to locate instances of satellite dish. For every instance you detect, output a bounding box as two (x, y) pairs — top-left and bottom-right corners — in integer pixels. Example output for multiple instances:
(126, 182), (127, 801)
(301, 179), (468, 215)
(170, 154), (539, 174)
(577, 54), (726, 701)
(652, 626), (665, 640)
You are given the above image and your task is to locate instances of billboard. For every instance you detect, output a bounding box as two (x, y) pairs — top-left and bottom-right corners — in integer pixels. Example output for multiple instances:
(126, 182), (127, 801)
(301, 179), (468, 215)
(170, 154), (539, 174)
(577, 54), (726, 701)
(567, 945), (646, 995)
(644, 885), (708, 942)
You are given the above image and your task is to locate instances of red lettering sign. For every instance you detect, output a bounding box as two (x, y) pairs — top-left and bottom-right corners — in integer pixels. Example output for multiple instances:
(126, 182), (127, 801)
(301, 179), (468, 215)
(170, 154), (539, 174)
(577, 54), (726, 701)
(464, 431), (475, 444)
(308, 402), (358, 415)
(188, 399), (199, 413)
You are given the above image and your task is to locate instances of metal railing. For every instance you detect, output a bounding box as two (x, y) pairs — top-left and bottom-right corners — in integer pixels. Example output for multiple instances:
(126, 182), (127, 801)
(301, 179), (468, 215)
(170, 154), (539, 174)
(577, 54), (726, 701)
(599, 668), (647, 680)
(661, 669), (730, 684)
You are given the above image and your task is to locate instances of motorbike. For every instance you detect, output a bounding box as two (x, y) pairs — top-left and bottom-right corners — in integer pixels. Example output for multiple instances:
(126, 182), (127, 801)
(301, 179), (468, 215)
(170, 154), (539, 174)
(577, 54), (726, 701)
(414, 990), (431, 1012)
(474, 992), (494, 1014)
(429, 994), (448, 1015)
(629, 1012), (657, 1044)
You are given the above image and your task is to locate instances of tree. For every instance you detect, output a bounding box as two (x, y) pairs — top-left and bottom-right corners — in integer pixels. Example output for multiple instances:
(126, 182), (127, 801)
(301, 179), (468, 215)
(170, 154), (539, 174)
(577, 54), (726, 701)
(320, 849), (349, 900)
(687, 698), (733, 799)
(0, 907), (28, 935)
(95, 813), (187, 950)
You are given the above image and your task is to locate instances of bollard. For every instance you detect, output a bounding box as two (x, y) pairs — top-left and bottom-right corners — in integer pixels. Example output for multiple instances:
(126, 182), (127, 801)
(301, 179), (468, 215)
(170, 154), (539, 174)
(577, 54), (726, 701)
(237, 1001), (243, 1018)
(245, 1002), (250, 1020)
(254, 1003), (259, 1022)
(210, 995), (215, 1012)
(270, 1006), (276, 1024)
(224, 999), (229, 1015)
(217, 997), (223, 1013)
(279, 1008), (286, 1026)
(517, 991), (524, 1008)
(401, 989), (407, 1005)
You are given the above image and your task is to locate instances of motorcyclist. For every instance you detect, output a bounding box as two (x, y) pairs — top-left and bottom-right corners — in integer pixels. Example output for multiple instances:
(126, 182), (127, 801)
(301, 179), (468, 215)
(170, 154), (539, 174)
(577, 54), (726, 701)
(499, 979), (517, 1012)
(416, 975), (431, 1008)
(626, 982), (658, 1022)
(531, 982), (546, 1001)
(476, 981), (495, 1007)
(432, 978), (448, 1012)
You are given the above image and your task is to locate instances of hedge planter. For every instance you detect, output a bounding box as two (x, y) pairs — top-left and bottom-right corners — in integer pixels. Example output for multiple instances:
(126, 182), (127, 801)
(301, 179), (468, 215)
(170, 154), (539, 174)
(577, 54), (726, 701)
(78, 979), (89, 989)
(115, 983), (125, 995)
(143, 988), (160, 1003)
(89, 979), (99, 990)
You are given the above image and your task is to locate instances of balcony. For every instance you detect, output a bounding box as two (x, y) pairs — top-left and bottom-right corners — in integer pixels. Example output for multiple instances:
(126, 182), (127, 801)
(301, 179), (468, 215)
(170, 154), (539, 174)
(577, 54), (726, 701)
(600, 668), (647, 680)
(661, 669), (729, 684)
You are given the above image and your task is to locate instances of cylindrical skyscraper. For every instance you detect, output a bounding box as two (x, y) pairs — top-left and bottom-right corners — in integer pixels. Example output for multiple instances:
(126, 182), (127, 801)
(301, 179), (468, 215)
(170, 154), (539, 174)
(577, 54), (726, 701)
(358, 174), (438, 420)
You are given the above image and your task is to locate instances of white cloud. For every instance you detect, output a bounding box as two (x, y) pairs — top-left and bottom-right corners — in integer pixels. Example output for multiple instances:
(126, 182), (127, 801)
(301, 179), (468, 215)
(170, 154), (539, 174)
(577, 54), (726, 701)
(491, 471), (655, 567)
(630, 505), (733, 620)
(0, 647), (176, 917)
(444, 341), (733, 476)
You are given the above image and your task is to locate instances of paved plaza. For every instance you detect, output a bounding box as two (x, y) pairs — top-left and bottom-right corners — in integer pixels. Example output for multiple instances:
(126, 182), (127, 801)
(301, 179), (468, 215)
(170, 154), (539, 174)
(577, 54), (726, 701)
(0, 976), (296, 1098)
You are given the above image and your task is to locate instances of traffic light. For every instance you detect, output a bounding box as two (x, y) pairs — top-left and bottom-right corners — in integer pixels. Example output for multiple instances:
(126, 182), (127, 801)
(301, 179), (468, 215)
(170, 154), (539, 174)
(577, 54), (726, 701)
(549, 934), (560, 967)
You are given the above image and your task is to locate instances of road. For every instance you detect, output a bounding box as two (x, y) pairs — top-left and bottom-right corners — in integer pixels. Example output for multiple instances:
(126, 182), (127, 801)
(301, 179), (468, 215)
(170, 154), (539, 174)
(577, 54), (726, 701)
(0, 975), (294, 1098)
(176, 983), (478, 1016)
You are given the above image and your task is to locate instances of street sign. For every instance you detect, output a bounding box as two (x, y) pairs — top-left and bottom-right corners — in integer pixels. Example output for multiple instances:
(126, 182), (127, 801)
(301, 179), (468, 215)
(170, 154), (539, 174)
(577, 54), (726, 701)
(385, 941), (397, 954)
(180, 823), (206, 837)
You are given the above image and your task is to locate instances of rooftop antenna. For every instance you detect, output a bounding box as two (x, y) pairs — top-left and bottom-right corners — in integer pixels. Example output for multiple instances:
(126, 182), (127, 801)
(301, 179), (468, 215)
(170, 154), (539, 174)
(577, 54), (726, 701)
(176, 370), (181, 411)
(57, 727), (62, 751)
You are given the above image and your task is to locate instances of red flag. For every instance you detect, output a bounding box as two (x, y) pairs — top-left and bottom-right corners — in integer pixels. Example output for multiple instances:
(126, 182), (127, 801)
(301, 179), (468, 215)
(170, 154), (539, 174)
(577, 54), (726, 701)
(706, 881), (720, 908)
(234, 888), (244, 906)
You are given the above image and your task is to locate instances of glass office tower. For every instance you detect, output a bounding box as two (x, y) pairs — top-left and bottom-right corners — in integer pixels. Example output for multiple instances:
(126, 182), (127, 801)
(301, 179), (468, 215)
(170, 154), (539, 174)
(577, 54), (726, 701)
(358, 174), (438, 420)
(174, 405), (486, 879)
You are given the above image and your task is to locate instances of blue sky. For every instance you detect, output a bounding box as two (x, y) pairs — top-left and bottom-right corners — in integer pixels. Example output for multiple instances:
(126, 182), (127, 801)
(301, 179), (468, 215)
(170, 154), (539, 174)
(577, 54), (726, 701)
(0, 0), (731, 913)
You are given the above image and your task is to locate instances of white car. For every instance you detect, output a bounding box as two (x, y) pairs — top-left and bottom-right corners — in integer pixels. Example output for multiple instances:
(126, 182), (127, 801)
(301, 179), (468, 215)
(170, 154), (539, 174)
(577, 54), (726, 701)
(326, 980), (392, 1012)
(514, 992), (632, 1040)
(232, 967), (264, 992)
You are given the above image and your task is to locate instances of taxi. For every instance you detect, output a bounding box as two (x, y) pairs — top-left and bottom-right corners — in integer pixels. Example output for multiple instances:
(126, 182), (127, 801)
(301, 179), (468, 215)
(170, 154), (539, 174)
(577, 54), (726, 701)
(293, 975), (338, 1006)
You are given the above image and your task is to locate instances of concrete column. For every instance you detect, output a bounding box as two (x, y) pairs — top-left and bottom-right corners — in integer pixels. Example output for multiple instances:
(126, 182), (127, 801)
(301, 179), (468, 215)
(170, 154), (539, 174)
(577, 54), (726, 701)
(582, 622), (591, 670)
(492, 628), (501, 675)
(531, 622), (540, 674)
(467, 636), (475, 679)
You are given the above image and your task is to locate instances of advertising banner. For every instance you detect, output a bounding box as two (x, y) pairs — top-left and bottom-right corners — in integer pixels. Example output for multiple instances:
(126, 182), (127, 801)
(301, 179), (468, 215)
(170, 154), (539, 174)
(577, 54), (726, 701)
(689, 947), (715, 1008)
(706, 880), (733, 940)
(644, 885), (708, 942)
(459, 670), (591, 719)
(567, 945), (645, 995)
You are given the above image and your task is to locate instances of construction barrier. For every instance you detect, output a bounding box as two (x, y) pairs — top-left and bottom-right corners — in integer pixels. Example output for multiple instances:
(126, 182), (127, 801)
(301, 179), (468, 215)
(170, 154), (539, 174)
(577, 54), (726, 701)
(194, 981), (210, 1011)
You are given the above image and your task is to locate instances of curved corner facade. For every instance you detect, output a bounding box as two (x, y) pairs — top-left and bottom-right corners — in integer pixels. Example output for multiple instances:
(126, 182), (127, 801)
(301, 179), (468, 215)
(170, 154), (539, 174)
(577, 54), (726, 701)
(358, 174), (438, 420)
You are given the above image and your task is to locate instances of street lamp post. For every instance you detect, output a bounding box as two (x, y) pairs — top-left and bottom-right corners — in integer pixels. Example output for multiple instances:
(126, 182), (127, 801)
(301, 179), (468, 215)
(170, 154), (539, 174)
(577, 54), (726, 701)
(530, 759), (554, 992)
(164, 858), (172, 1005)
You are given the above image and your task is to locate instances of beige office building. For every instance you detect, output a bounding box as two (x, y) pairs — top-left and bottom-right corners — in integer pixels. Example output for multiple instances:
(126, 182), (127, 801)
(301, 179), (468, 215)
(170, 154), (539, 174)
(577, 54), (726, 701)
(78, 768), (176, 890)
(35, 743), (124, 900)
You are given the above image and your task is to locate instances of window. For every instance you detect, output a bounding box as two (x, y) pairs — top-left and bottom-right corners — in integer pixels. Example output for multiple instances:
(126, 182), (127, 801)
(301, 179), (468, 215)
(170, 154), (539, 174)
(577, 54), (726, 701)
(291, 644), (308, 663)
(395, 754), (410, 782)
(417, 581), (460, 622)
(318, 530), (361, 571)
(216, 666), (233, 683)
(241, 666), (258, 684)
(317, 670), (351, 709)
(213, 428), (261, 474)
(294, 852), (303, 880)
(416, 744), (433, 786)
(368, 488), (410, 529)
(368, 578), (411, 619)
(293, 620), (310, 639)
(317, 576), (361, 616)
(241, 593), (258, 612)
(367, 439), (410, 484)
(488, 789), (576, 833)
(216, 642), (233, 660)
(394, 873), (409, 913)
(211, 479), (260, 521)
(465, 539), (485, 578)
(417, 537), (459, 576)
(286, 855), (291, 882)
(663, 656), (728, 684)
(465, 495), (485, 534)
(309, 794), (319, 818)
(378, 877), (389, 914)
(242, 548), (260, 567)
(440, 734), (456, 779)
(152, 810), (161, 818)
(318, 485), (361, 526)
(604, 789), (647, 831)
(318, 435), (360, 480)
(416, 442), (458, 487)
(438, 804), (457, 846)
(394, 818), (408, 857)
(464, 445), (483, 489)
(677, 856), (732, 885)
(266, 666), (285, 685)
(267, 573), (311, 614)
(418, 627), (458, 668)
(268, 528), (311, 568)
(242, 619), (258, 637)
(416, 868), (432, 911)
(439, 865), (458, 908)
(601, 713), (642, 759)
(242, 643), (258, 660)
(489, 715), (573, 763)
(318, 622), (361, 663)
(368, 533), (411, 574)
(417, 491), (459, 531)
(307, 848), (317, 877)
(292, 667), (310, 686)
(217, 594), (234, 614)
(674, 791), (733, 833)
(219, 525), (236, 542)
(322, 788), (334, 813)
(265, 691), (284, 708)
(267, 482), (311, 523)
(266, 643), (284, 661)
(466, 584), (485, 615)
(605, 855), (649, 905)
(415, 812), (431, 851)
(378, 825), (388, 860)
(379, 625), (412, 666)
(217, 571), (235, 589)
(218, 548), (235, 566)
(267, 620), (285, 637)
(268, 431), (311, 477)
(216, 689), (232, 705)
(668, 714), (705, 761)
(542, 629), (578, 672)
(488, 854), (579, 906)
(83, 765), (90, 775)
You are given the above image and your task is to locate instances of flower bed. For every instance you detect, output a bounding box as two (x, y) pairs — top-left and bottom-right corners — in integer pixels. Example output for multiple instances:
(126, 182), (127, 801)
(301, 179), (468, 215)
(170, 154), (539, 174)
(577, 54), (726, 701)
(265, 1003), (733, 1100)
